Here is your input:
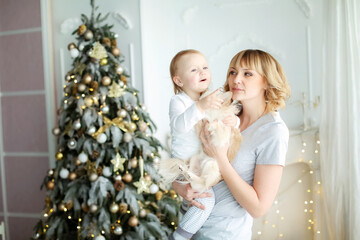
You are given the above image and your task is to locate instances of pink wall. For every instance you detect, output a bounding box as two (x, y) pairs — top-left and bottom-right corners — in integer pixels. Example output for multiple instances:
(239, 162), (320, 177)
(0, 0), (49, 239)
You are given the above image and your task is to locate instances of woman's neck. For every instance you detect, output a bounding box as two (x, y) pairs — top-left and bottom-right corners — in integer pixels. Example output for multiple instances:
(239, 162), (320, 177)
(239, 100), (267, 131)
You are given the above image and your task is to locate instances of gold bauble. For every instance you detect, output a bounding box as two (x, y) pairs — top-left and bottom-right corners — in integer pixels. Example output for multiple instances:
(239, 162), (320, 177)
(131, 112), (139, 121)
(56, 152), (63, 160)
(109, 202), (119, 213)
(119, 203), (128, 213)
(169, 190), (177, 199)
(90, 81), (99, 91)
(111, 47), (120, 57)
(82, 73), (92, 84)
(69, 172), (77, 180)
(100, 58), (108, 66)
(101, 76), (111, 86)
(84, 97), (93, 107)
(138, 121), (148, 132)
(75, 158), (81, 166)
(117, 109), (127, 118)
(155, 191), (163, 201)
(128, 216), (139, 227)
(81, 203), (89, 212)
(58, 202), (66, 211)
(102, 37), (111, 47)
(89, 204), (98, 213)
(89, 172), (98, 182)
(77, 24), (87, 35)
(129, 122), (137, 132)
(67, 42), (76, 50)
(66, 200), (73, 210)
(84, 30), (93, 40)
(122, 172), (133, 183)
(129, 158), (138, 168)
(111, 39), (117, 47)
(120, 75), (127, 84)
(46, 181), (55, 190)
(144, 175), (151, 182)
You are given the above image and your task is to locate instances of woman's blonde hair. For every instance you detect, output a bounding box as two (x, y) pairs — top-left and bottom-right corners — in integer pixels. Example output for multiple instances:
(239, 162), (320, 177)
(169, 49), (203, 94)
(224, 49), (291, 112)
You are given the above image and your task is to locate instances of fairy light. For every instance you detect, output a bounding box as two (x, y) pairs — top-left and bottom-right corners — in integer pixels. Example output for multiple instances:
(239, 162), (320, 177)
(257, 232), (262, 235)
(279, 233), (284, 237)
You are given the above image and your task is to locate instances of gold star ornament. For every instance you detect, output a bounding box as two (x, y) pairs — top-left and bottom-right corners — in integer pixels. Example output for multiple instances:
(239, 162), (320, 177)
(111, 152), (126, 172)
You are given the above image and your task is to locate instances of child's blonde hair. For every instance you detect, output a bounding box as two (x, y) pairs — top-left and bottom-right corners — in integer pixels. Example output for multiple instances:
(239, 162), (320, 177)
(170, 49), (204, 94)
(224, 49), (291, 112)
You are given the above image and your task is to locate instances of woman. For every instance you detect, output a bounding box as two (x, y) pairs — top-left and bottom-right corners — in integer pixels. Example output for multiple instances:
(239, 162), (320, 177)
(172, 49), (291, 239)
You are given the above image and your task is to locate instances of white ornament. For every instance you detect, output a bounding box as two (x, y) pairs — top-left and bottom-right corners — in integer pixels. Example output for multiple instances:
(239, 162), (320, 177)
(73, 119), (81, 130)
(87, 126), (96, 135)
(114, 226), (123, 235)
(89, 204), (98, 213)
(102, 166), (112, 177)
(101, 105), (110, 114)
(70, 48), (79, 58)
(123, 132), (132, 142)
(97, 133), (107, 143)
(95, 236), (105, 240)
(78, 42), (86, 51)
(153, 156), (160, 164)
(78, 83), (86, 92)
(67, 138), (77, 149)
(89, 172), (98, 182)
(116, 66), (124, 74)
(60, 168), (70, 179)
(114, 175), (122, 181)
(149, 184), (159, 194)
(78, 152), (88, 163)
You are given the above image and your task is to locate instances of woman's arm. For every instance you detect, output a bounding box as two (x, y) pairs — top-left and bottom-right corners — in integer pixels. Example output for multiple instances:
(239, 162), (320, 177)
(172, 181), (212, 210)
(200, 126), (283, 218)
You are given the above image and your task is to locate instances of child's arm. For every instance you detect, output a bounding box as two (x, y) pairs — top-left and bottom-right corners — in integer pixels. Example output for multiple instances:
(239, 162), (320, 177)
(196, 89), (223, 112)
(222, 115), (240, 128)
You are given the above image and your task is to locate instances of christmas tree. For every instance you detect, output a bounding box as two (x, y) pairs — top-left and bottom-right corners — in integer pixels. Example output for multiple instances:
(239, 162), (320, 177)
(32, 1), (180, 239)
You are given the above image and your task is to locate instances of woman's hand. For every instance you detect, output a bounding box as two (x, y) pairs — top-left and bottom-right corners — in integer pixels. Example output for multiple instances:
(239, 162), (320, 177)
(222, 114), (239, 128)
(199, 121), (230, 162)
(172, 181), (212, 210)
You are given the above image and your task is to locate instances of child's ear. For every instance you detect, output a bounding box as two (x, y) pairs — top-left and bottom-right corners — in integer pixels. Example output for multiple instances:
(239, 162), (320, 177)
(173, 76), (183, 87)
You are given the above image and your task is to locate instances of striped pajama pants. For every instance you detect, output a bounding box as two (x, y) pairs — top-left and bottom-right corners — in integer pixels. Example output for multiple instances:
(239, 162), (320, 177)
(170, 188), (215, 240)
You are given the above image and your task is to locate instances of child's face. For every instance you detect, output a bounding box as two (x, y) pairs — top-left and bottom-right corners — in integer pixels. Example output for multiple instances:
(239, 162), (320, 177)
(174, 53), (211, 99)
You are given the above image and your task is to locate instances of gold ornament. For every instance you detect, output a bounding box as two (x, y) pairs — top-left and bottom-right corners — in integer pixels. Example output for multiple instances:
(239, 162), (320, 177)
(84, 160), (97, 175)
(128, 216), (139, 227)
(64, 122), (73, 137)
(67, 42), (76, 50)
(122, 172), (133, 183)
(169, 190), (177, 199)
(46, 181), (55, 190)
(111, 152), (126, 172)
(58, 202), (66, 211)
(89, 42), (108, 59)
(82, 73), (92, 84)
(78, 83), (86, 92)
(101, 76), (111, 86)
(128, 122), (137, 132)
(75, 158), (81, 166)
(89, 204), (98, 213)
(52, 127), (61, 136)
(111, 47), (120, 57)
(114, 180), (125, 191)
(102, 37), (111, 47)
(45, 196), (52, 206)
(100, 58), (108, 66)
(84, 30), (93, 40)
(111, 39), (117, 47)
(91, 116), (130, 139)
(129, 158), (138, 168)
(89, 81), (99, 92)
(56, 152), (63, 160)
(66, 200), (73, 210)
(138, 121), (148, 132)
(144, 174), (151, 182)
(84, 97), (93, 107)
(77, 24), (87, 35)
(131, 112), (139, 121)
(81, 203), (89, 212)
(108, 81), (125, 98)
(119, 203), (128, 213)
(120, 75), (127, 84)
(73, 62), (87, 75)
(89, 172), (98, 182)
(155, 191), (163, 201)
(117, 109), (127, 118)
(133, 157), (151, 194)
(69, 172), (77, 180)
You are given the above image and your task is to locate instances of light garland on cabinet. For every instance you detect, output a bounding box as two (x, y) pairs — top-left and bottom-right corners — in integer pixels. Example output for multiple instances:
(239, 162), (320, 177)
(253, 131), (321, 239)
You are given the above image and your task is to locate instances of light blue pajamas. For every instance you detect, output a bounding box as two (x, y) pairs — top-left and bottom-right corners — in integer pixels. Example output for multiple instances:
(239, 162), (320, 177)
(170, 188), (215, 240)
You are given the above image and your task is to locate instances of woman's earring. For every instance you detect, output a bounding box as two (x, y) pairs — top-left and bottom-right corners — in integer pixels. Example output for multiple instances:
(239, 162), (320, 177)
(179, 83), (183, 87)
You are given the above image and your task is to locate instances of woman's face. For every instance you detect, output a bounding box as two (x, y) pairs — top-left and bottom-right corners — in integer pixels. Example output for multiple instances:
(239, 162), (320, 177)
(227, 63), (267, 102)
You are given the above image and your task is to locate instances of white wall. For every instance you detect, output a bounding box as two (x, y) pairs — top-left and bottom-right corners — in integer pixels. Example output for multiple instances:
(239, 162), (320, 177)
(140, 0), (323, 151)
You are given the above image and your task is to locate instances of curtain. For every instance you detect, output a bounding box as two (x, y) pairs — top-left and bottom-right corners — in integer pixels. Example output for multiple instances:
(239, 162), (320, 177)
(320, 0), (360, 240)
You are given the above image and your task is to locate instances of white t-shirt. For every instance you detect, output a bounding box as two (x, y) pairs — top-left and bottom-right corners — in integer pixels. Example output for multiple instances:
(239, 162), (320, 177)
(169, 92), (205, 159)
(193, 111), (289, 239)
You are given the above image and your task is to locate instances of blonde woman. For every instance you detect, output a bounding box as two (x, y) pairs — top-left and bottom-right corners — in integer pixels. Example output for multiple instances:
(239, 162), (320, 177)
(172, 49), (291, 239)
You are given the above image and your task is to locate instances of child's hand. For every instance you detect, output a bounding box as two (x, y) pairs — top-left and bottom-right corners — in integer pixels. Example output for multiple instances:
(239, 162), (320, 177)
(222, 114), (239, 128)
(196, 89), (223, 112)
